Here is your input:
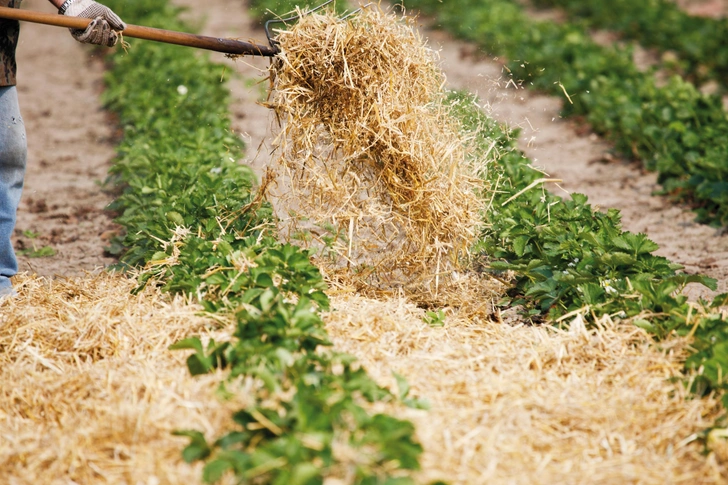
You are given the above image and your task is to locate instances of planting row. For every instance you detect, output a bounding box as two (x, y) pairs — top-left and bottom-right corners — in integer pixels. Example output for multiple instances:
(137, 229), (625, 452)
(101, 0), (424, 483)
(531, 0), (728, 86)
(98, 0), (728, 480)
(404, 0), (728, 227)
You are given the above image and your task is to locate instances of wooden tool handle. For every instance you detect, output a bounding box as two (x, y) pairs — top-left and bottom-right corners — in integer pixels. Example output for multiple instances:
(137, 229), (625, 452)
(0, 6), (279, 57)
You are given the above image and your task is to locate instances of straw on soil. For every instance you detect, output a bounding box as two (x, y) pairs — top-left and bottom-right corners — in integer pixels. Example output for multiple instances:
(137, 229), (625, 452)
(325, 293), (728, 484)
(266, 5), (483, 297)
(0, 273), (243, 485)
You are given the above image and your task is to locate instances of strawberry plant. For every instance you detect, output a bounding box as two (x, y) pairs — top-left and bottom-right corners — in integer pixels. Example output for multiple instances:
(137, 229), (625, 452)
(249, 0), (349, 21)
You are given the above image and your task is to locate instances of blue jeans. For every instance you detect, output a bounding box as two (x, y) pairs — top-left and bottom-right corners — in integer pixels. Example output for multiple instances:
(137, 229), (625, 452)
(0, 86), (27, 290)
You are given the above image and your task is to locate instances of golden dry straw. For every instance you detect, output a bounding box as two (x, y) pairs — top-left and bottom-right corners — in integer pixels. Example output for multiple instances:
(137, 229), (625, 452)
(266, 5), (483, 296)
(3, 274), (727, 483)
(0, 273), (245, 485)
(324, 293), (728, 484)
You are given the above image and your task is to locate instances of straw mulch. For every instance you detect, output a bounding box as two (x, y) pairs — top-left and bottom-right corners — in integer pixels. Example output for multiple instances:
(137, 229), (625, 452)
(325, 293), (728, 484)
(2, 275), (727, 484)
(0, 273), (242, 485)
(266, 5), (483, 297)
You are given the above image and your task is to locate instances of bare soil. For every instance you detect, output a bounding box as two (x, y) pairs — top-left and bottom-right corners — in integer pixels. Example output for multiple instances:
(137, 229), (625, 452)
(676, 0), (728, 17)
(11, 0), (728, 302)
(14, 0), (119, 280)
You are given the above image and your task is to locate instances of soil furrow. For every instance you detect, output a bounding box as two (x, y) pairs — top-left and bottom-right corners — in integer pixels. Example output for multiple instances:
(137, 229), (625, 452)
(14, 0), (119, 280)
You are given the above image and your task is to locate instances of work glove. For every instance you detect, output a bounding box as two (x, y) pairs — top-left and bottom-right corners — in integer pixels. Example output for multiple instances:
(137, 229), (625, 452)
(59, 0), (126, 47)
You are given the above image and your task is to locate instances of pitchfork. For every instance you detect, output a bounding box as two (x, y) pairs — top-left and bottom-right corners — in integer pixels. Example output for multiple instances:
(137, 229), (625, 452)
(0, 0), (370, 57)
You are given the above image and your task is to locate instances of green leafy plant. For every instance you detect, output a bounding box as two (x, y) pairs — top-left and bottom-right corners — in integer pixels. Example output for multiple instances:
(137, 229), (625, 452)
(248, 0), (349, 22)
(423, 309), (446, 327)
(531, 0), (728, 86)
(448, 89), (728, 410)
(19, 245), (56, 258)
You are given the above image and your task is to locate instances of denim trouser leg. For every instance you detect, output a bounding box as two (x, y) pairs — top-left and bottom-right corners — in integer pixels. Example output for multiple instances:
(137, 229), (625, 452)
(0, 86), (27, 290)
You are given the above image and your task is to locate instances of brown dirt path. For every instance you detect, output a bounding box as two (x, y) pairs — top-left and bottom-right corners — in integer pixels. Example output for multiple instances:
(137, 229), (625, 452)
(13, 0), (119, 281)
(676, 0), (728, 17)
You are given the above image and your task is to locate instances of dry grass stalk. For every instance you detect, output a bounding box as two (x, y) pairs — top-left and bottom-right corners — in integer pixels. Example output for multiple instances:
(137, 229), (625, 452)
(324, 293), (728, 484)
(0, 273), (243, 485)
(266, 5), (484, 297)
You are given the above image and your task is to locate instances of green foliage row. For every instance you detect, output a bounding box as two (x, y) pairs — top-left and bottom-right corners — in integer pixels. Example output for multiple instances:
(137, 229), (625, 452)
(101, 0), (423, 483)
(531, 0), (728, 85)
(449, 89), (728, 409)
(404, 0), (728, 227)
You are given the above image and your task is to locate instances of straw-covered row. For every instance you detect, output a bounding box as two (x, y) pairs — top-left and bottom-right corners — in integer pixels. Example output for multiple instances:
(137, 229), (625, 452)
(266, 6), (483, 296)
(0, 273), (244, 485)
(325, 294), (728, 484)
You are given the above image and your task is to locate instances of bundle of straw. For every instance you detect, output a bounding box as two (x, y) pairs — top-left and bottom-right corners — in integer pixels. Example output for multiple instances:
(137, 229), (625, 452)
(266, 5), (483, 296)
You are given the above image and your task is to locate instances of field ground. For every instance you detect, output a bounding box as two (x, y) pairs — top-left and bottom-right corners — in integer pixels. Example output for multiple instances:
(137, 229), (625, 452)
(3, 0), (728, 483)
(13, 0), (118, 279)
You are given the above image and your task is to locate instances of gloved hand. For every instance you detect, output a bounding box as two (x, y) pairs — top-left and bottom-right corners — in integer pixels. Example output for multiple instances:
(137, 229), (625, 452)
(59, 0), (126, 47)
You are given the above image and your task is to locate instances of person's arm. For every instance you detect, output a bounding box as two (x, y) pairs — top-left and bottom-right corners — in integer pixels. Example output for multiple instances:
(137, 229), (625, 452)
(47, 0), (126, 47)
